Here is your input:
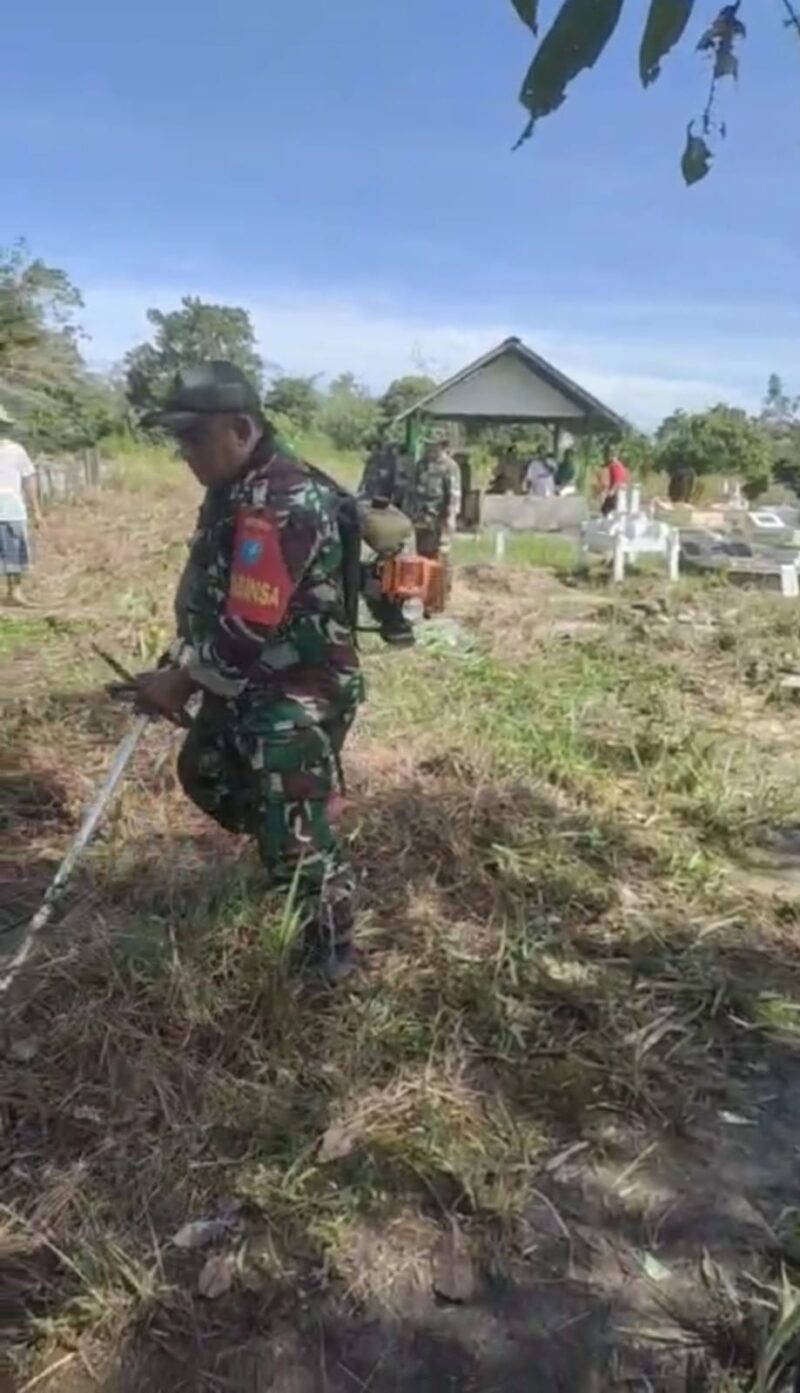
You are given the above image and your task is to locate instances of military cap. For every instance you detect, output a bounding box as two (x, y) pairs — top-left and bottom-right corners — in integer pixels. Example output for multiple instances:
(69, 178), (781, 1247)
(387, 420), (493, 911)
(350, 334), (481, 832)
(143, 361), (263, 433)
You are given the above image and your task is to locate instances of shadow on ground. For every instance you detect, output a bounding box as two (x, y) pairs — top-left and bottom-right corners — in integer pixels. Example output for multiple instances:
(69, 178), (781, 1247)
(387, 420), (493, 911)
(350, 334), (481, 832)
(4, 750), (800, 1391)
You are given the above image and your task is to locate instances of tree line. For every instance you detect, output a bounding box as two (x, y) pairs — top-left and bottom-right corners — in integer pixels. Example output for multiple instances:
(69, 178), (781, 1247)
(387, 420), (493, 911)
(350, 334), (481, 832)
(2, 240), (799, 500)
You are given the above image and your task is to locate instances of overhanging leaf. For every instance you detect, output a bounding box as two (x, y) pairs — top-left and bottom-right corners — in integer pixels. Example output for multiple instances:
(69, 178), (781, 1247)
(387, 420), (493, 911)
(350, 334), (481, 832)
(510, 0), (539, 32)
(640, 0), (696, 86)
(698, 4), (746, 51)
(681, 125), (712, 185)
(517, 0), (624, 135)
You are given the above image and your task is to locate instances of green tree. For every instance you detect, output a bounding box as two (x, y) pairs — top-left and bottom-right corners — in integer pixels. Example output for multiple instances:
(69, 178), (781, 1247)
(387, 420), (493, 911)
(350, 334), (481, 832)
(760, 373), (800, 494)
(0, 241), (122, 452)
(317, 374), (381, 452)
(380, 374), (437, 424)
(263, 374), (321, 431)
(125, 296), (263, 416)
(616, 427), (657, 476)
(762, 373), (799, 430)
(25, 376), (121, 454)
(466, 420), (552, 456)
(509, 1), (795, 184)
(0, 241), (84, 411)
(655, 403), (772, 500)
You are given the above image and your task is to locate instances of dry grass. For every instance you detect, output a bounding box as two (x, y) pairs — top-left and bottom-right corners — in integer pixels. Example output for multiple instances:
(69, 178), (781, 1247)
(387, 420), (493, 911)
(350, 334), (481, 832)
(4, 483), (800, 1389)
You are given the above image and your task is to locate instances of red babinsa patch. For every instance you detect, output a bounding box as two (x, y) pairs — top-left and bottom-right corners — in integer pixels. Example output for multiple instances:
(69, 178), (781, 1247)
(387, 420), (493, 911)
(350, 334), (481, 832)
(226, 509), (293, 626)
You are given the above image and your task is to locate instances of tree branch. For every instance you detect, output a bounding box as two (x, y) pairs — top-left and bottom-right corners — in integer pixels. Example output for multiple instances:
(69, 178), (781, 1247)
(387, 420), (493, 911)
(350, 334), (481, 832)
(781, 0), (800, 37)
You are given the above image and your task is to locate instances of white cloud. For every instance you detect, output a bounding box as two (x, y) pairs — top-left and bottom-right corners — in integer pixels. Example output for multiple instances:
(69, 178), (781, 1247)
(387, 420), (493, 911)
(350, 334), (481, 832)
(80, 278), (800, 430)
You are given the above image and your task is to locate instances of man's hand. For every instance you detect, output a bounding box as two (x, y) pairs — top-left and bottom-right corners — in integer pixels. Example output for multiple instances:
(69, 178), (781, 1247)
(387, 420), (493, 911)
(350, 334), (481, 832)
(135, 666), (195, 718)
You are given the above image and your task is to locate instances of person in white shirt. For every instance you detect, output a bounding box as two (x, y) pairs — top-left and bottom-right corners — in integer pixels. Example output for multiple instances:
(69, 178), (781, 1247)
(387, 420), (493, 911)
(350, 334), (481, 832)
(439, 447), (462, 536)
(0, 405), (42, 605)
(524, 454), (556, 498)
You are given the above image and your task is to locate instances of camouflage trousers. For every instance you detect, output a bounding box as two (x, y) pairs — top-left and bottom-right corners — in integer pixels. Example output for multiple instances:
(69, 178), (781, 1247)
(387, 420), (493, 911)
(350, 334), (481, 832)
(177, 695), (356, 957)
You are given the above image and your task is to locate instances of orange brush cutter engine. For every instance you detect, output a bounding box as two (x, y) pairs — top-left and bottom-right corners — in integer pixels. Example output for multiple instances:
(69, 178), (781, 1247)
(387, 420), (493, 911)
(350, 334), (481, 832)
(379, 554), (445, 616)
(357, 501), (446, 646)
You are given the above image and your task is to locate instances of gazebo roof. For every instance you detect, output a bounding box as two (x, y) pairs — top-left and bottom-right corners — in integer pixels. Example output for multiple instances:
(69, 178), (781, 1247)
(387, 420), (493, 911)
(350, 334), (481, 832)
(394, 336), (625, 431)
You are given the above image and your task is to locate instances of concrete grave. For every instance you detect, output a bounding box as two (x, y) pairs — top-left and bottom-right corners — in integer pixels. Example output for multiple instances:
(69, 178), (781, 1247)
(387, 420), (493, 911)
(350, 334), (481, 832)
(481, 494), (588, 534)
(581, 488), (680, 583)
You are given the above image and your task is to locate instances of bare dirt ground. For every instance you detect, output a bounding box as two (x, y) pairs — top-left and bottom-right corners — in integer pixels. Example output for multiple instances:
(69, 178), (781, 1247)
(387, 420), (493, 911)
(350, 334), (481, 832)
(4, 483), (800, 1392)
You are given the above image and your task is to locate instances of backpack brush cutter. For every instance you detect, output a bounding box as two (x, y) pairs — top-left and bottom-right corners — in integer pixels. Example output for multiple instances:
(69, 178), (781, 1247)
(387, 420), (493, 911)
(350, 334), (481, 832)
(357, 500), (445, 646)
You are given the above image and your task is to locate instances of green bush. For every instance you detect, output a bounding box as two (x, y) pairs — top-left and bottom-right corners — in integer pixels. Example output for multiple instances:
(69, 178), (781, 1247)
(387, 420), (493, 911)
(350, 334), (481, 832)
(656, 405), (773, 500)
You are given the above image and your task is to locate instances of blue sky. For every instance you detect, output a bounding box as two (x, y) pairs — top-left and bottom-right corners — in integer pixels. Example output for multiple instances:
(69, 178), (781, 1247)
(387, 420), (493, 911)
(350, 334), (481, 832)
(4, 0), (799, 427)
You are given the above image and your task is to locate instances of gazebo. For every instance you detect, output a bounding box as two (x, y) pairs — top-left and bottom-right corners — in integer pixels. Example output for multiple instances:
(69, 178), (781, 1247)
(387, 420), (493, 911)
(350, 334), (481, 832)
(394, 335), (625, 503)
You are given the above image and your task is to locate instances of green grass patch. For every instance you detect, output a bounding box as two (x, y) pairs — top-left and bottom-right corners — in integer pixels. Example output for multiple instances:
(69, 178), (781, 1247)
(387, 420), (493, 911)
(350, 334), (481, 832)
(289, 428), (363, 489)
(452, 532), (578, 572)
(103, 427), (363, 495)
(0, 613), (56, 658)
(103, 436), (183, 493)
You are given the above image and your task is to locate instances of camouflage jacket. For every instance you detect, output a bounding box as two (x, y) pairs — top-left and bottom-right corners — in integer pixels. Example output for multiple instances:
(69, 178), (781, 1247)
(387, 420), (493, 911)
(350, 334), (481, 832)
(407, 455), (451, 530)
(358, 448), (415, 514)
(358, 448), (396, 503)
(172, 440), (364, 727)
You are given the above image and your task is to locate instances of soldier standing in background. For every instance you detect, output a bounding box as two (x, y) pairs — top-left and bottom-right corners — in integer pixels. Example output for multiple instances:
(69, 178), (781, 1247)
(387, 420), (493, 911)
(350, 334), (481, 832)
(408, 439), (449, 557)
(407, 436), (459, 605)
(358, 437), (418, 516)
(358, 438), (398, 504)
(135, 361), (364, 983)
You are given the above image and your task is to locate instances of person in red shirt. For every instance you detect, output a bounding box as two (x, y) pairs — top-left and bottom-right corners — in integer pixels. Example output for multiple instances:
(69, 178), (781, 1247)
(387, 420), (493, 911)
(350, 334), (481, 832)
(599, 446), (630, 516)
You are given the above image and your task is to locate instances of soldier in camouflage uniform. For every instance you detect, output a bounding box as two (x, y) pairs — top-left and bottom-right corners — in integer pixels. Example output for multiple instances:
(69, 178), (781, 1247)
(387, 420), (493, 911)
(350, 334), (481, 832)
(358, 439), (398, 503)
(136, 362), (364, 981)
(358, 440), (415, 515)
(407, 439), (460, 602)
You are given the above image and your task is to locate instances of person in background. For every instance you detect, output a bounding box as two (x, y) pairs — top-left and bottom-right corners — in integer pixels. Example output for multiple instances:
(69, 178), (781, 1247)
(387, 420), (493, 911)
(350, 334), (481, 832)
(358, 438), (416, 515)
(438, 442), (462, 600)
(524, 453), (555, 498)
(408, 438), (452, 559)
(555, 447), (578, 497)
(487, 449), (517, 495)
(439, 442), (462, 536)
(599, 445), (630, 516)
(358, 438), (398, 504)
(406, 437), (457, 609)
(0, 405), (42, 605)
